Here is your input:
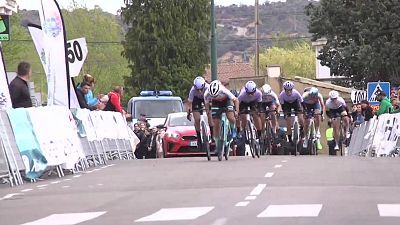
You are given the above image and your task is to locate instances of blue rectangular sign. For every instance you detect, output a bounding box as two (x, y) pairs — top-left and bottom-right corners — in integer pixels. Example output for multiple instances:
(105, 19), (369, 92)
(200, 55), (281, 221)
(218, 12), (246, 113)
(367, 82), (390, 105)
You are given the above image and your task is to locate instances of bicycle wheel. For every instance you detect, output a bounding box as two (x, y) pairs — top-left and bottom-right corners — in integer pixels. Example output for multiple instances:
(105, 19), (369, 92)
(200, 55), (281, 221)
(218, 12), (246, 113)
(293, 120), (299, 156)
(246, 120), (256, 158)
(217, 119), (225, 161)
(259, 130), (266, 156)
(201, 120), (211, 161)
(339, 120), (344, 156)
(224, 122), (230, 160)
(265, 121), (273, 155)
(307, 120), (316, 155)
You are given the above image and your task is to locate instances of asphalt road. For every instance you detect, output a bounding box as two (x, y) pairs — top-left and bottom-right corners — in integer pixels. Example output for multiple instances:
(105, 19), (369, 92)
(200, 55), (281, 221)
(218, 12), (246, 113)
(1, 156), (400, 225)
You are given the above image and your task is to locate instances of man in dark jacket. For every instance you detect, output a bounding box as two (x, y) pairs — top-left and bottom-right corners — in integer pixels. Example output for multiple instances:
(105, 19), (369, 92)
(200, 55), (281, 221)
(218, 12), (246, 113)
(76, 82), (97, 111)
(360, 100), (374, 121)
(9, 61), (32, 108)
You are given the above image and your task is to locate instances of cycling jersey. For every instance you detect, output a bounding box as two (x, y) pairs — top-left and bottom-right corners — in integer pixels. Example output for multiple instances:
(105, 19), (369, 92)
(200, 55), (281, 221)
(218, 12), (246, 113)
(279, 89), (303, 104)
(188, 84), (210, 102)
(204, 85), (236, 104)
(325, 97), (346, 110)
(302, 92), (323, 105)
(262, 91), (280, 104)
(237, 87), (262, 103)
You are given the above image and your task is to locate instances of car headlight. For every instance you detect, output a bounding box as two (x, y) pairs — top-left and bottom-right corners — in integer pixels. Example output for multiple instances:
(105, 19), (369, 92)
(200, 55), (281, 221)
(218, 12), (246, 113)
(166, 132), (180, 138)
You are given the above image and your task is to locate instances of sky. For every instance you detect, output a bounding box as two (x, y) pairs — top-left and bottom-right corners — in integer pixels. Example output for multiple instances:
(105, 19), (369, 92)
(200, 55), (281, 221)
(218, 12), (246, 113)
(17, 0), (285, 15)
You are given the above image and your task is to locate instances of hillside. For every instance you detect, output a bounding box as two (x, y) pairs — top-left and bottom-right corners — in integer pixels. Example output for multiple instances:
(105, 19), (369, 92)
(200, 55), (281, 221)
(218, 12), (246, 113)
(216, 0), (314, 62)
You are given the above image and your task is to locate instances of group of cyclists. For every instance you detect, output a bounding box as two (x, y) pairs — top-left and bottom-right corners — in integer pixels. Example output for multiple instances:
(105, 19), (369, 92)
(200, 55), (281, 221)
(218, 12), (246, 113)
(187, 76), (351, 155)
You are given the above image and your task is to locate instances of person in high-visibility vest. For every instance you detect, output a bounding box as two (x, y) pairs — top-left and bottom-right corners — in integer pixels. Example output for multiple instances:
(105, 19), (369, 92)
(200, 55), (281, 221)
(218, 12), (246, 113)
(326, 120), (336, 156)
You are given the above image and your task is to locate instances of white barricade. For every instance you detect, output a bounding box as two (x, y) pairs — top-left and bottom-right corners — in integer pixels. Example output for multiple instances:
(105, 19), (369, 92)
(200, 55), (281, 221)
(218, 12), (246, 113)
(348, 113), (400, 157)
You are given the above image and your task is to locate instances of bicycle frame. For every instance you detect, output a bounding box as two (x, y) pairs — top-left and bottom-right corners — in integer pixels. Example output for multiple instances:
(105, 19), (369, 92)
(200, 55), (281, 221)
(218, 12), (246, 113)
(243, 108), (259, 158)
(215, 110), (232, 161)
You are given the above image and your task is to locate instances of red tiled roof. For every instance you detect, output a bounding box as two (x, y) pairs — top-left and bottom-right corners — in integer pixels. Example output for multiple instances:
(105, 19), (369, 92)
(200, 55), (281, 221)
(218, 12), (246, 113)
(204, 63), (256, 84)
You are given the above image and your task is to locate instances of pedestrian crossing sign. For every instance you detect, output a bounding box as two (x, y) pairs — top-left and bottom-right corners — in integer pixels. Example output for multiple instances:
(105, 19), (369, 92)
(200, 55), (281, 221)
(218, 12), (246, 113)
(367, 82), (390, 105)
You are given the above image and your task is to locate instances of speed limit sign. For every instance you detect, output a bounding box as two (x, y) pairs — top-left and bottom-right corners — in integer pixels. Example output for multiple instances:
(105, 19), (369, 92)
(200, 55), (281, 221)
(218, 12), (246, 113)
(67, 37), (88, 77)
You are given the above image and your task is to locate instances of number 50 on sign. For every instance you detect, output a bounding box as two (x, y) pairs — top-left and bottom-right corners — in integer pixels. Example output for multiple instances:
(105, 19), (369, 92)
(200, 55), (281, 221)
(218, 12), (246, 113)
(67, 37), (88, 78)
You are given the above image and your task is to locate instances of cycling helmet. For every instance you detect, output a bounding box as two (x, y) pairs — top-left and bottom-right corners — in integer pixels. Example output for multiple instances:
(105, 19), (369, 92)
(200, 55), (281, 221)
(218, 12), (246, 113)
(283, 81), (294, 90)
(329, 90), (339, 99)
(262, 84), (272, 95)
(193, 76), (205, 90)
(309, 87), (319, 97)
(230, 89), (239, 97)
(245, 81), (257, 94)
(209, 80), (221, 97)
(303, 87), (311, 93)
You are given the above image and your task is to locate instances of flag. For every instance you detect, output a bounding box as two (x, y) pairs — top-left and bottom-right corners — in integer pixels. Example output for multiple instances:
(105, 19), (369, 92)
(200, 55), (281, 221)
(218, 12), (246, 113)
(0, 44), (11, 110)
(38, 0), (80, 108)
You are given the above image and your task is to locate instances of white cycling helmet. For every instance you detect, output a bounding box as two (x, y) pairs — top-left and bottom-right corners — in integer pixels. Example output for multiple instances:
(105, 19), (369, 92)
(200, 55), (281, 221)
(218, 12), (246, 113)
(209, 80), (221, 97)
(262, 84), (272, 95)
(193, 76), (206, 90)
(309, 87), (319, 97)
(245, 81), (257, 94)
(329, 90), (339, 99)
(283, 81), (294, 90)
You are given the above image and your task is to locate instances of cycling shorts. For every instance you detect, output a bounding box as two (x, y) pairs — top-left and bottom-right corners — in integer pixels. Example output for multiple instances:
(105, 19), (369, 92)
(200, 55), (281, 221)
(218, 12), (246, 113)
(192, 96), (205, 112)
(258, 101), (277, 113)
(239, 101), (259, 114)
(211, 99), (234, 119)
(304, 102), (321, 118)
(327, 106), (347, 119)
(282, 100), (303, 117)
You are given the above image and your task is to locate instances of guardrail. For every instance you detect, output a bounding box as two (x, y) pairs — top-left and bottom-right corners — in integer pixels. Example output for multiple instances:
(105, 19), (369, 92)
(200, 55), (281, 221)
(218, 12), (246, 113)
(0, 106), (139, 187)
(348, 113), (400, 157)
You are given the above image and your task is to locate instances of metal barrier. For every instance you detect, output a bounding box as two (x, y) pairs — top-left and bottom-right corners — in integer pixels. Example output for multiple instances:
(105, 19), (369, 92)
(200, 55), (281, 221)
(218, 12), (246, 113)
(0, 107), (138, 187)
(348, 113), (400, 157)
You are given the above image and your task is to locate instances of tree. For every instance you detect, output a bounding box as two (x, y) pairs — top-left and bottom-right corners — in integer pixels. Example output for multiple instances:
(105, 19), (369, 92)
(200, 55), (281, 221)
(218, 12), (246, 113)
(121, 0), (211, 99)
(306, 0), (400, 88)
(258, 41), (315, 78)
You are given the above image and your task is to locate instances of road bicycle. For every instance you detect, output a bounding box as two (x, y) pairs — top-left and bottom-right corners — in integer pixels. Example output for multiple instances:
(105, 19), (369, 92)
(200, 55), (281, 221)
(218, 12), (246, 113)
(243, 107), (260, 158)
(212, 107), (233, 161)
(198, 112), (211, 161)
(260, 110), (276, 155)
(304, 110), (318, 155)
(332, 115), (346, 156)
(284, 110), (301, 156)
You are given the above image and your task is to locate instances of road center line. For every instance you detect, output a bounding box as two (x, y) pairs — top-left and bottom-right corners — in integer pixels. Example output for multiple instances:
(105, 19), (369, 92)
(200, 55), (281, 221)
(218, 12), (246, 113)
(21, 189), (33, 192)
(250, 184), (267, 196)
(51, 181), (61, 184)
(245, 196), (257, 200)
(282, 160), (288, 163)
(210, 218), (228, 225)
(264, 172), (274, 178)
(235, 201), (250, 207)
(274, 164), (282, 168)
(0, 193), (23, 200)
(36, 184), (48, 188)
(73, 175), (81, 178)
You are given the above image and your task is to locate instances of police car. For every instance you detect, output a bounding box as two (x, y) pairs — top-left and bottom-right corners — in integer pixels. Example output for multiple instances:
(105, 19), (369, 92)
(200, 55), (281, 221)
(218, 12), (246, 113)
(127, 90), (184, 128)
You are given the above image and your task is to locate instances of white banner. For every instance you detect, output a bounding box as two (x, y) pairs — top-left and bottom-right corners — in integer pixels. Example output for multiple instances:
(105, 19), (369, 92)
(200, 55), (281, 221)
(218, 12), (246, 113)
(38, 0), (71, 107)
(67, 37), (88, 77)
(0, 46), (11, 110)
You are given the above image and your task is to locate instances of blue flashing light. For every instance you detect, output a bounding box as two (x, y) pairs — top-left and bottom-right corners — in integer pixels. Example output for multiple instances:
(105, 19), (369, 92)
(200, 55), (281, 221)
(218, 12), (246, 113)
(140, 90), (173, 97)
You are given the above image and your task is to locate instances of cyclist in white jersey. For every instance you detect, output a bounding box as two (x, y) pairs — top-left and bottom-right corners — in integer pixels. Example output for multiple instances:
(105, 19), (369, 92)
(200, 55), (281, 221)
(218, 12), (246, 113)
(204, 80), (239, 141)
(259, 84), (280, 136)
(187, 76), (212, 147)
(302, 87), (325, 149)
(325, 90), (350, 151)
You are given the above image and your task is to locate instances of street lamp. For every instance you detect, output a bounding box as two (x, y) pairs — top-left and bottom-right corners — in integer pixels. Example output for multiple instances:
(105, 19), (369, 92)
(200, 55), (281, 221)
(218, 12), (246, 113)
(211, 0), (218, 81)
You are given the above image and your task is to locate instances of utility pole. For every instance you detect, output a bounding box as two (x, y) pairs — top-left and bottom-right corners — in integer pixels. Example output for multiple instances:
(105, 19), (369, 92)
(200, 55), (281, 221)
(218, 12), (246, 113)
(211, 0), (218, 81)
(255, 0), (260, 77)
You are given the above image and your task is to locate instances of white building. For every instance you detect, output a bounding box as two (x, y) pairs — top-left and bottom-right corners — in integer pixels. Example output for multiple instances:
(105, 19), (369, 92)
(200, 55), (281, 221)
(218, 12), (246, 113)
(0, 0), (17, 15)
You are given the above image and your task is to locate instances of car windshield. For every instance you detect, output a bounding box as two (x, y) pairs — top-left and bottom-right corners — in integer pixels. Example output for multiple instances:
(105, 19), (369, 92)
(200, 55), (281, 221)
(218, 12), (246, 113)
(134, 100), (182, 118)
(168, 116), (194, 127)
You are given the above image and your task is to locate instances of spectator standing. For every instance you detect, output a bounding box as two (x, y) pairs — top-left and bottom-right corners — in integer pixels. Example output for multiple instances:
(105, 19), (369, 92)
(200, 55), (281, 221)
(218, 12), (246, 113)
(104, 86), (132, 119)
(326, 121), (336, 156)
(375, 90), (392, 116)
(76, 74), (98, 107)
(352, 104), (365, 127)
(76, 82), (97, 111)
(360, 100), (374, 121)
(391, 98), (400, 114)
(9, 61), (32, 108)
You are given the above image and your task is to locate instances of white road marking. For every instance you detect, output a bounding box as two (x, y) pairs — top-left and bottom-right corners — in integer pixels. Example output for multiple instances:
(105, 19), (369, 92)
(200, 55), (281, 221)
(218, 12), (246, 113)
(73, 175), (81, 178)
(21, 189), (33, 192)
(210, 218), (228, 225)
(378, 204), (400, 217)
(85, 170), (94, 174)
(93, 169), (101, 171)
(63, 178), (72, 181)
(62, 186), (70, 188)
(274, 164), (282, 168)
(235, 201), (250, 207)
(36, 184), (48, 188)
(264, 172), (274, 178)
(101, 166), (108, 169)
(245, 196), (257, 201)
(97, 184), (103, 186)
(282, 160), (288, 163)
(0, 193), (23, 200)
(108, 164), (116, 167)
(257, 204), (323, 217)
(21, 211), (107, 225)
(38, 187), (47, 190)
(51, 181), (61, 184)
(135, 207), (214, 222)
(250, 184), (267, 196)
